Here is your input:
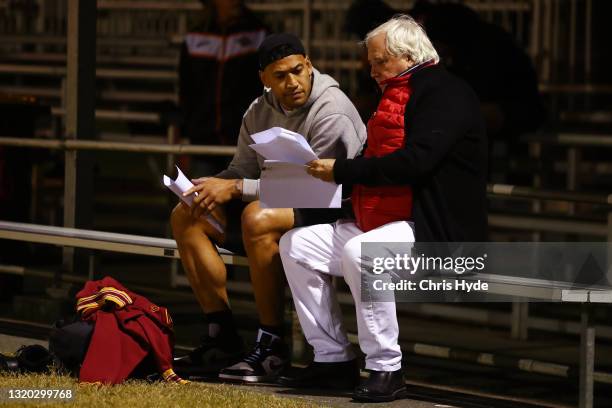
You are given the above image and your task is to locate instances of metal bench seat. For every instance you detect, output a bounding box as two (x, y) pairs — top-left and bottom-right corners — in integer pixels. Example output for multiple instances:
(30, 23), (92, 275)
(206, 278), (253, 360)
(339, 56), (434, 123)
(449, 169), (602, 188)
(0, 220), (248, 266)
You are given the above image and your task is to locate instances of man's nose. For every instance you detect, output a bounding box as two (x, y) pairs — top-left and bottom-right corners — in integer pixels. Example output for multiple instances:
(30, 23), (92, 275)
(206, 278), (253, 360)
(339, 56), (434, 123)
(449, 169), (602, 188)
(370, 65), (377, 79)
(286, 74), (298, 88)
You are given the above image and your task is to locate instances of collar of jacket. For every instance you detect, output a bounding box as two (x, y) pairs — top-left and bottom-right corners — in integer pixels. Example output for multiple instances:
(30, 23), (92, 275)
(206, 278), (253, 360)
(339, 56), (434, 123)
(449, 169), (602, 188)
(380, 59), (437, 88)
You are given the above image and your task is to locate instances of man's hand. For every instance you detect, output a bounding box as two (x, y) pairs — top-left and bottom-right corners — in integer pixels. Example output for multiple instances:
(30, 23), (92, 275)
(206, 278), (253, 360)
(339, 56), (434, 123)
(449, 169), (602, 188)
(306, 159), (336, 182)
(183, 177), (242, 218)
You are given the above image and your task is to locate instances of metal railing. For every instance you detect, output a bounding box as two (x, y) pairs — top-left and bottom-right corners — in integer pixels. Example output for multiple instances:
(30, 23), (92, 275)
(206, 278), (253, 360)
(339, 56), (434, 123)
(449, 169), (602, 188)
(524, 133), (612, 147)
(0, 63), (177, 81)
(0, 136), (236, 156)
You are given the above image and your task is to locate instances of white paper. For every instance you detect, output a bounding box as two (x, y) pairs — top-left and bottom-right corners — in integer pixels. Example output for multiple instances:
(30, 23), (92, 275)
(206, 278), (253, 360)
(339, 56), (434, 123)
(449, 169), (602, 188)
(251, 126), (301, 144)
(163, 166), (224, 233)
(259, 161), (342, 209)
(249, 127), (317, 164)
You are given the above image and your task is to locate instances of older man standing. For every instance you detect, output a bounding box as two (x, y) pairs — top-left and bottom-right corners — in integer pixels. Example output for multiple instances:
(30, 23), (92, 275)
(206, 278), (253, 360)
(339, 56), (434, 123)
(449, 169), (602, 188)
(279, 15), (487, 401)
(171, 33), (366, 382)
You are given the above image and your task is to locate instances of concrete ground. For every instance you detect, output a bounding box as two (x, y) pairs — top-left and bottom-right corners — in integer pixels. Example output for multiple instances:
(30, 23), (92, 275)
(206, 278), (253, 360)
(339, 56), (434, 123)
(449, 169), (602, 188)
(203, 380), (559, 408)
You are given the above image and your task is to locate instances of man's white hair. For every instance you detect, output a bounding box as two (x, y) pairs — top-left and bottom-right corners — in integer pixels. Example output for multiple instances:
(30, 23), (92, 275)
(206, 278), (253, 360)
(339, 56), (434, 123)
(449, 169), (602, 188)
(365, 14), (439, 64)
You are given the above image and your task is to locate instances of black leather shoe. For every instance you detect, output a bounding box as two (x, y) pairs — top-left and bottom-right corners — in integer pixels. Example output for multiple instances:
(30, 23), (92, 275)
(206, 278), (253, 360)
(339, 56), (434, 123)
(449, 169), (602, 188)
(353, 369), (407, 402)
(0, 345), (56, 374)
(18, 345), (56, 373)
(277, 360), (360, 390)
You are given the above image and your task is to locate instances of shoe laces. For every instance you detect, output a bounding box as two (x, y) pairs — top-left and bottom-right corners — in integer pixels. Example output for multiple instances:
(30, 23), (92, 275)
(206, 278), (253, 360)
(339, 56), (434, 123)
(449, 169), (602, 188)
(243, 342), (271, 365)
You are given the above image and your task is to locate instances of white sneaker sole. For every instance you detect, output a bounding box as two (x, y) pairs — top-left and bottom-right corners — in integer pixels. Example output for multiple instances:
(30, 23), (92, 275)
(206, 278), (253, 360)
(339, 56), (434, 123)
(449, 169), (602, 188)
(218, 372), (274, 383)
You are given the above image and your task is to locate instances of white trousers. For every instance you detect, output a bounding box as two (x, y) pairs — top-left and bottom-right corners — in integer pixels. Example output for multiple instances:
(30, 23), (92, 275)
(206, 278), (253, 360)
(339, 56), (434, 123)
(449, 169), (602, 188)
(279, 219), (415, 371)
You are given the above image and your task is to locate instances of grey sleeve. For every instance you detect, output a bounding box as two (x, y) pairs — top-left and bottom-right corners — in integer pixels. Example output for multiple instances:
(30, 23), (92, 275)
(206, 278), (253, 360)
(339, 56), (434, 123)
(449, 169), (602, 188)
(214, 116), (262, 201)
(308, 114), (365, 160)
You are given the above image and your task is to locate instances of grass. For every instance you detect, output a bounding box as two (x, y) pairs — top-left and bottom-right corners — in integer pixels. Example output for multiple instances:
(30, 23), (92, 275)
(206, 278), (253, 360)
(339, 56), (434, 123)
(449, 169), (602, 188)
(0, 370), (325, 408)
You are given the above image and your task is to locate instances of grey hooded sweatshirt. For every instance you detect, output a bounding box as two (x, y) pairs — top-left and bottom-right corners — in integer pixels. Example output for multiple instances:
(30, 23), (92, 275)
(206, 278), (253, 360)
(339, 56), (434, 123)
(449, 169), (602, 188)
(216, 68), (366, 200)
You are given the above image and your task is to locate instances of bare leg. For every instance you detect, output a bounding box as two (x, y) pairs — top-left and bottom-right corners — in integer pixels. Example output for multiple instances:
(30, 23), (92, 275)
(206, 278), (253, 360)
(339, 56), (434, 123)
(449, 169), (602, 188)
(241, 201), (295, 327)
(170, 203), (229, 313)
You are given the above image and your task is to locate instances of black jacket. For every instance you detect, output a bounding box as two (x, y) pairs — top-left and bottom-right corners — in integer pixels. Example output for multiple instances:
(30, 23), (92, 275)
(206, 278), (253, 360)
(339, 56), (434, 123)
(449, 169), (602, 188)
(179, 9), (267, 145)
(334, 65), (487, 242)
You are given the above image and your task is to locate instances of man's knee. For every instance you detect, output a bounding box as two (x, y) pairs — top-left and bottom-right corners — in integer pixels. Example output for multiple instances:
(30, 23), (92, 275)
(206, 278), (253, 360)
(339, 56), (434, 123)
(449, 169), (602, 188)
(279, 227), (314, 263)
(341, 237), (361, 276)
(170, 203), (191, 237)
(279, 229), (308, 279)
(278, 229), (297, 260)
(171, 203), (218, 242)
(241, 202), (291, 240)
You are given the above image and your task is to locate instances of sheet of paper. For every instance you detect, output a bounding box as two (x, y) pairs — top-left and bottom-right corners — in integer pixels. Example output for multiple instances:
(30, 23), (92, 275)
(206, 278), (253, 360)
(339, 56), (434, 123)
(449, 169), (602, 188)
(249, 127), (317, 164)
(259, 161), (342, 209)
(163, 166), (224, 233)
(251, 127), (282, 144)
(251, 126), (302, 144)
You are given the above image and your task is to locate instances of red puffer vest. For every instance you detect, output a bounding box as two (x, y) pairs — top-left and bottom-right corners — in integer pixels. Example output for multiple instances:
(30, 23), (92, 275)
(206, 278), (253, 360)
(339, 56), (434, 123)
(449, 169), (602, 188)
(351, 72), (414, 232)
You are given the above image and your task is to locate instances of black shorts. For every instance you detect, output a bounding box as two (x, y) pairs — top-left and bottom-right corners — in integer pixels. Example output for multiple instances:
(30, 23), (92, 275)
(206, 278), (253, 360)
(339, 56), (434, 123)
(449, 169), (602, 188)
(219, 201), (346, 255)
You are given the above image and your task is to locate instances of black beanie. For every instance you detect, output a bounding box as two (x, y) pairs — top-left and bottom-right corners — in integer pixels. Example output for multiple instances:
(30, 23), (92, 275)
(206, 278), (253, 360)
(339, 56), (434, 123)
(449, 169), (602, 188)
(257, 33), (305, 70)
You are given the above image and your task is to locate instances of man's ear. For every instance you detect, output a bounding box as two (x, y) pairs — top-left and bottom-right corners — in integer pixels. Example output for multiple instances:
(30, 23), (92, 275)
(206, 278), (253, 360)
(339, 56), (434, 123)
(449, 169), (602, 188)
(304, 56), (313, 74)
(259, 70), (268, 87)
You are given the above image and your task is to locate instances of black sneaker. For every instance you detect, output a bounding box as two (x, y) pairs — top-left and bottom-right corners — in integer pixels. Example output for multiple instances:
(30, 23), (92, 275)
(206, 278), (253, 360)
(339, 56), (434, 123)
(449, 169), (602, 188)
(218, 329), (289, 383)
(173, 329), (243, 378)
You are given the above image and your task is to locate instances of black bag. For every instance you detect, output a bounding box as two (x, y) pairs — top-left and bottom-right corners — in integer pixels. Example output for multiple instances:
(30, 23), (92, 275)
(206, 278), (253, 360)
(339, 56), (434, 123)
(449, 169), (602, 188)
(48, 317), (94, 375)
(48, 316), (159, 381)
